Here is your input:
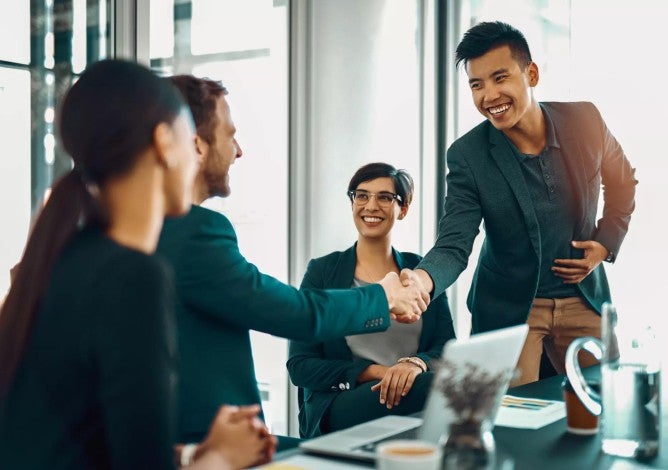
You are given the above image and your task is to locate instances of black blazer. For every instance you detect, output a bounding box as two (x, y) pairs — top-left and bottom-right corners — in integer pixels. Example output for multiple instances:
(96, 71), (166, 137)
(418, 102), (637, 333)
(287, 244), (456, 438)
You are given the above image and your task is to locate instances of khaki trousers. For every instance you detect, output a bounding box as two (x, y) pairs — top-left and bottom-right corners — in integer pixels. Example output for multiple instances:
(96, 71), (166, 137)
(514, 297), (601, 386)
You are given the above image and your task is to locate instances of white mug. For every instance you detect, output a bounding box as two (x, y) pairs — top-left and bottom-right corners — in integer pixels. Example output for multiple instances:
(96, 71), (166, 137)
(376, 439), (442, 470)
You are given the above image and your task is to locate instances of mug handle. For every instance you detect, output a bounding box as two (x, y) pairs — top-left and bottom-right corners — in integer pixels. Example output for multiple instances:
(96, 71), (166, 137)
(565, 337), (603, 416)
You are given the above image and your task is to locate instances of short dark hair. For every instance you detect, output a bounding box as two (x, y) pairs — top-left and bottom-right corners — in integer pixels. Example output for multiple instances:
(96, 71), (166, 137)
(168, 75), (228, 144)
(348, 162), (414, 207)
(455, 21), (532, 70)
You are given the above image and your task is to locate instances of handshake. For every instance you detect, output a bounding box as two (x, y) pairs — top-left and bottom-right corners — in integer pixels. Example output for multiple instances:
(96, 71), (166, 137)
(378, 269), (433, 324)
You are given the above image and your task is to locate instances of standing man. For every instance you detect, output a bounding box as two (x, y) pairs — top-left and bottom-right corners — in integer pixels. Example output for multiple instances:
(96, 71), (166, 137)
(157, 75), (428, 446)
(404, 21), (636, 385)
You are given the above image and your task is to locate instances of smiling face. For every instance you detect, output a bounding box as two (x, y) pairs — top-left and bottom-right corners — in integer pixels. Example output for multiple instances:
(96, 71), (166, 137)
(466, 45), (539, 133)
(351, 176), (408, 241)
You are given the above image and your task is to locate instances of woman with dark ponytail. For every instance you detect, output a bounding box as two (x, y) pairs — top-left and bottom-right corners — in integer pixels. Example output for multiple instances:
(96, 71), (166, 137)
(0, 60), (274, 469)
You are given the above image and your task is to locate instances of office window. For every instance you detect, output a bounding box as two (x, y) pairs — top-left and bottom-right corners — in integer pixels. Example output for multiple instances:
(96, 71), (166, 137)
(0, 0), (110, 297)
(0, 1), (30, 64)
(0, 68), (31, 294)
(149, 0), (290, 434)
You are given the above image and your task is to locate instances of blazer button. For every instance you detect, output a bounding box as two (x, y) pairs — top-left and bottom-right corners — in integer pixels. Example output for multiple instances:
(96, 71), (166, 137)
(338, 383), (346, 390)
(379, 317), (384, 325)
(345, 382), (350, 390)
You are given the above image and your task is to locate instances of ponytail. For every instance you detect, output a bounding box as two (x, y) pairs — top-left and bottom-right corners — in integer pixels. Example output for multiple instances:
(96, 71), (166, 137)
(0, 170), (103, 399)
(0, 58), (184, 401)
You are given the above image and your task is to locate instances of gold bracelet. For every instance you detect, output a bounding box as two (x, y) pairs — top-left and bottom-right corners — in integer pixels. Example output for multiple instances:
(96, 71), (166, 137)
(397, 356), (427, 373)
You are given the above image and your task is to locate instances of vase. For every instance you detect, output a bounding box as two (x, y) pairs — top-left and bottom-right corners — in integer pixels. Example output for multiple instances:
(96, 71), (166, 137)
(440, 419), (495, 470)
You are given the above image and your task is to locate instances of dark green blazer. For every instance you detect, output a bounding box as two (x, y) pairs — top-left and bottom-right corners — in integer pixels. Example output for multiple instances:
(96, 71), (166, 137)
(287, 244), (455, 438)
(157, 206), (391, 442)
(418, 102), (637, 333)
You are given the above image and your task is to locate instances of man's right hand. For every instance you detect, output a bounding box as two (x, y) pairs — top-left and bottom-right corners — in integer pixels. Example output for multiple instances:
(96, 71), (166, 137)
(378, 272), (428, 323)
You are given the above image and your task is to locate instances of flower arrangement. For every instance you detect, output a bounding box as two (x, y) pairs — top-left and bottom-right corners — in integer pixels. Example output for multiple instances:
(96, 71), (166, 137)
(434, 359), (514, 423)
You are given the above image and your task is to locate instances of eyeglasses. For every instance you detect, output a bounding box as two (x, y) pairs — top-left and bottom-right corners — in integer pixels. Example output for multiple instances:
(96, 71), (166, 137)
(347, 190), (403, 207)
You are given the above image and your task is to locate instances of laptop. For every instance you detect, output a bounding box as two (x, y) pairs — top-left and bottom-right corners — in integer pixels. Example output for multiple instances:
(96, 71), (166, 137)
(298, 323), (529, 461)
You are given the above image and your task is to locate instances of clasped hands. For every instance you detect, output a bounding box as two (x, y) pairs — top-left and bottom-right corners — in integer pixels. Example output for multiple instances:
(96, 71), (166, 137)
(378, 269), (432, 324)
(360, 360), (425, 410)
(176, 404), (277, 469)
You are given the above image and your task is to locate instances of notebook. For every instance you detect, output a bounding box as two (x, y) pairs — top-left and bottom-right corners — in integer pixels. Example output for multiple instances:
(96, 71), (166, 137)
(298, 323), (529, 461)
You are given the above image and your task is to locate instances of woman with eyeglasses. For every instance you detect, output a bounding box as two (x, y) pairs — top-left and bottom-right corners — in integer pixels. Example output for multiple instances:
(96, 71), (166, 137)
(0, 59), (274, 469)
(287, 162), (456, 438)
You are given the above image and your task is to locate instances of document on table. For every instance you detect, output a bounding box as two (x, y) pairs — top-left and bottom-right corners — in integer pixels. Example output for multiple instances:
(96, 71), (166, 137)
(494, 394), (566, 429)
(254, 454), (370, 470)
(609, 460), (655, 469)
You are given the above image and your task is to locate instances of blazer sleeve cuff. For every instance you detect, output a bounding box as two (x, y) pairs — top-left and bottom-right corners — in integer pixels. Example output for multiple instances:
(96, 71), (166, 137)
(345, 359), (374, 386)
(416, 352), (437, 371)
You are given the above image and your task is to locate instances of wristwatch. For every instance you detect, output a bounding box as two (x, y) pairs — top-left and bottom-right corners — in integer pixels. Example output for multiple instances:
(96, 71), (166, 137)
(604, 251), (615, 263)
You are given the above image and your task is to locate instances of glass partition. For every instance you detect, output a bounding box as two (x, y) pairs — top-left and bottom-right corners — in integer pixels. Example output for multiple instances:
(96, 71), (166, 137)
(0, 0), (111, 297)
(0, 68), (31, 294)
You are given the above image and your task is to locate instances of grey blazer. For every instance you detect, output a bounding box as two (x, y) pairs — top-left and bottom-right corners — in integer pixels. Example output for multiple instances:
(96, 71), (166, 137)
(418, 102), (637, 333)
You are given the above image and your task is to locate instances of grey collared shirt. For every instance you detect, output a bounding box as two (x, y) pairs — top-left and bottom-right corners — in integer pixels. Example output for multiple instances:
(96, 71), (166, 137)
(507, 109), (580, 298)
(344, 278), (422, 365)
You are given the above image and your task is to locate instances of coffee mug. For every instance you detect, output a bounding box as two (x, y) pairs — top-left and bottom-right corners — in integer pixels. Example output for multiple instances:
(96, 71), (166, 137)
(562, 377), (599, 435)
(376, 439), (442, 470)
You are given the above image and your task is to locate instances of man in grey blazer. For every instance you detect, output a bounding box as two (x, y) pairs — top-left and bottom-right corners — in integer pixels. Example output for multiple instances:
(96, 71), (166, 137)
(403, 21), (637, 385)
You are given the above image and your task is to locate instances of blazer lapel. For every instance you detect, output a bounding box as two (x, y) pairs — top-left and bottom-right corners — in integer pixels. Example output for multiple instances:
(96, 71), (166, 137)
(488, 128), (541, 258)
(333, 244), (359, 288)
(391, 249), (405, 271)
(543, 106), (588, 237)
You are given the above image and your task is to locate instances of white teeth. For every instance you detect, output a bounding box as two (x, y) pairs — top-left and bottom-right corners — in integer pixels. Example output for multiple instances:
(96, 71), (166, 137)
(489, 103), (510, 115)
(363, 217), (383, 223)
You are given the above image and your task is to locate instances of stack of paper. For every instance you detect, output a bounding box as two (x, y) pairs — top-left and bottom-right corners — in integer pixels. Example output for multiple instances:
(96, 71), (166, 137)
(494, 395), (566, 429)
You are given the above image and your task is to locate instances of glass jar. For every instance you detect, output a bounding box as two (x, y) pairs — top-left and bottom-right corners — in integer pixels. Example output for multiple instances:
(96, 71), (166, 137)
(441, 418), (495, 470)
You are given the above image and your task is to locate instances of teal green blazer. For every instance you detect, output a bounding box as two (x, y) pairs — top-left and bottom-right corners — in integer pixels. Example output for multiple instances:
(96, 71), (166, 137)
(157, 206), (391, 442)
(287, 244), (455, 438)
(418, 102), (637, 333)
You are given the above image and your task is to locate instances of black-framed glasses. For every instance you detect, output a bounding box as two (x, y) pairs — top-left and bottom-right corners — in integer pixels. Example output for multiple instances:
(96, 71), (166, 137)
(347, 190), (403, 207)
